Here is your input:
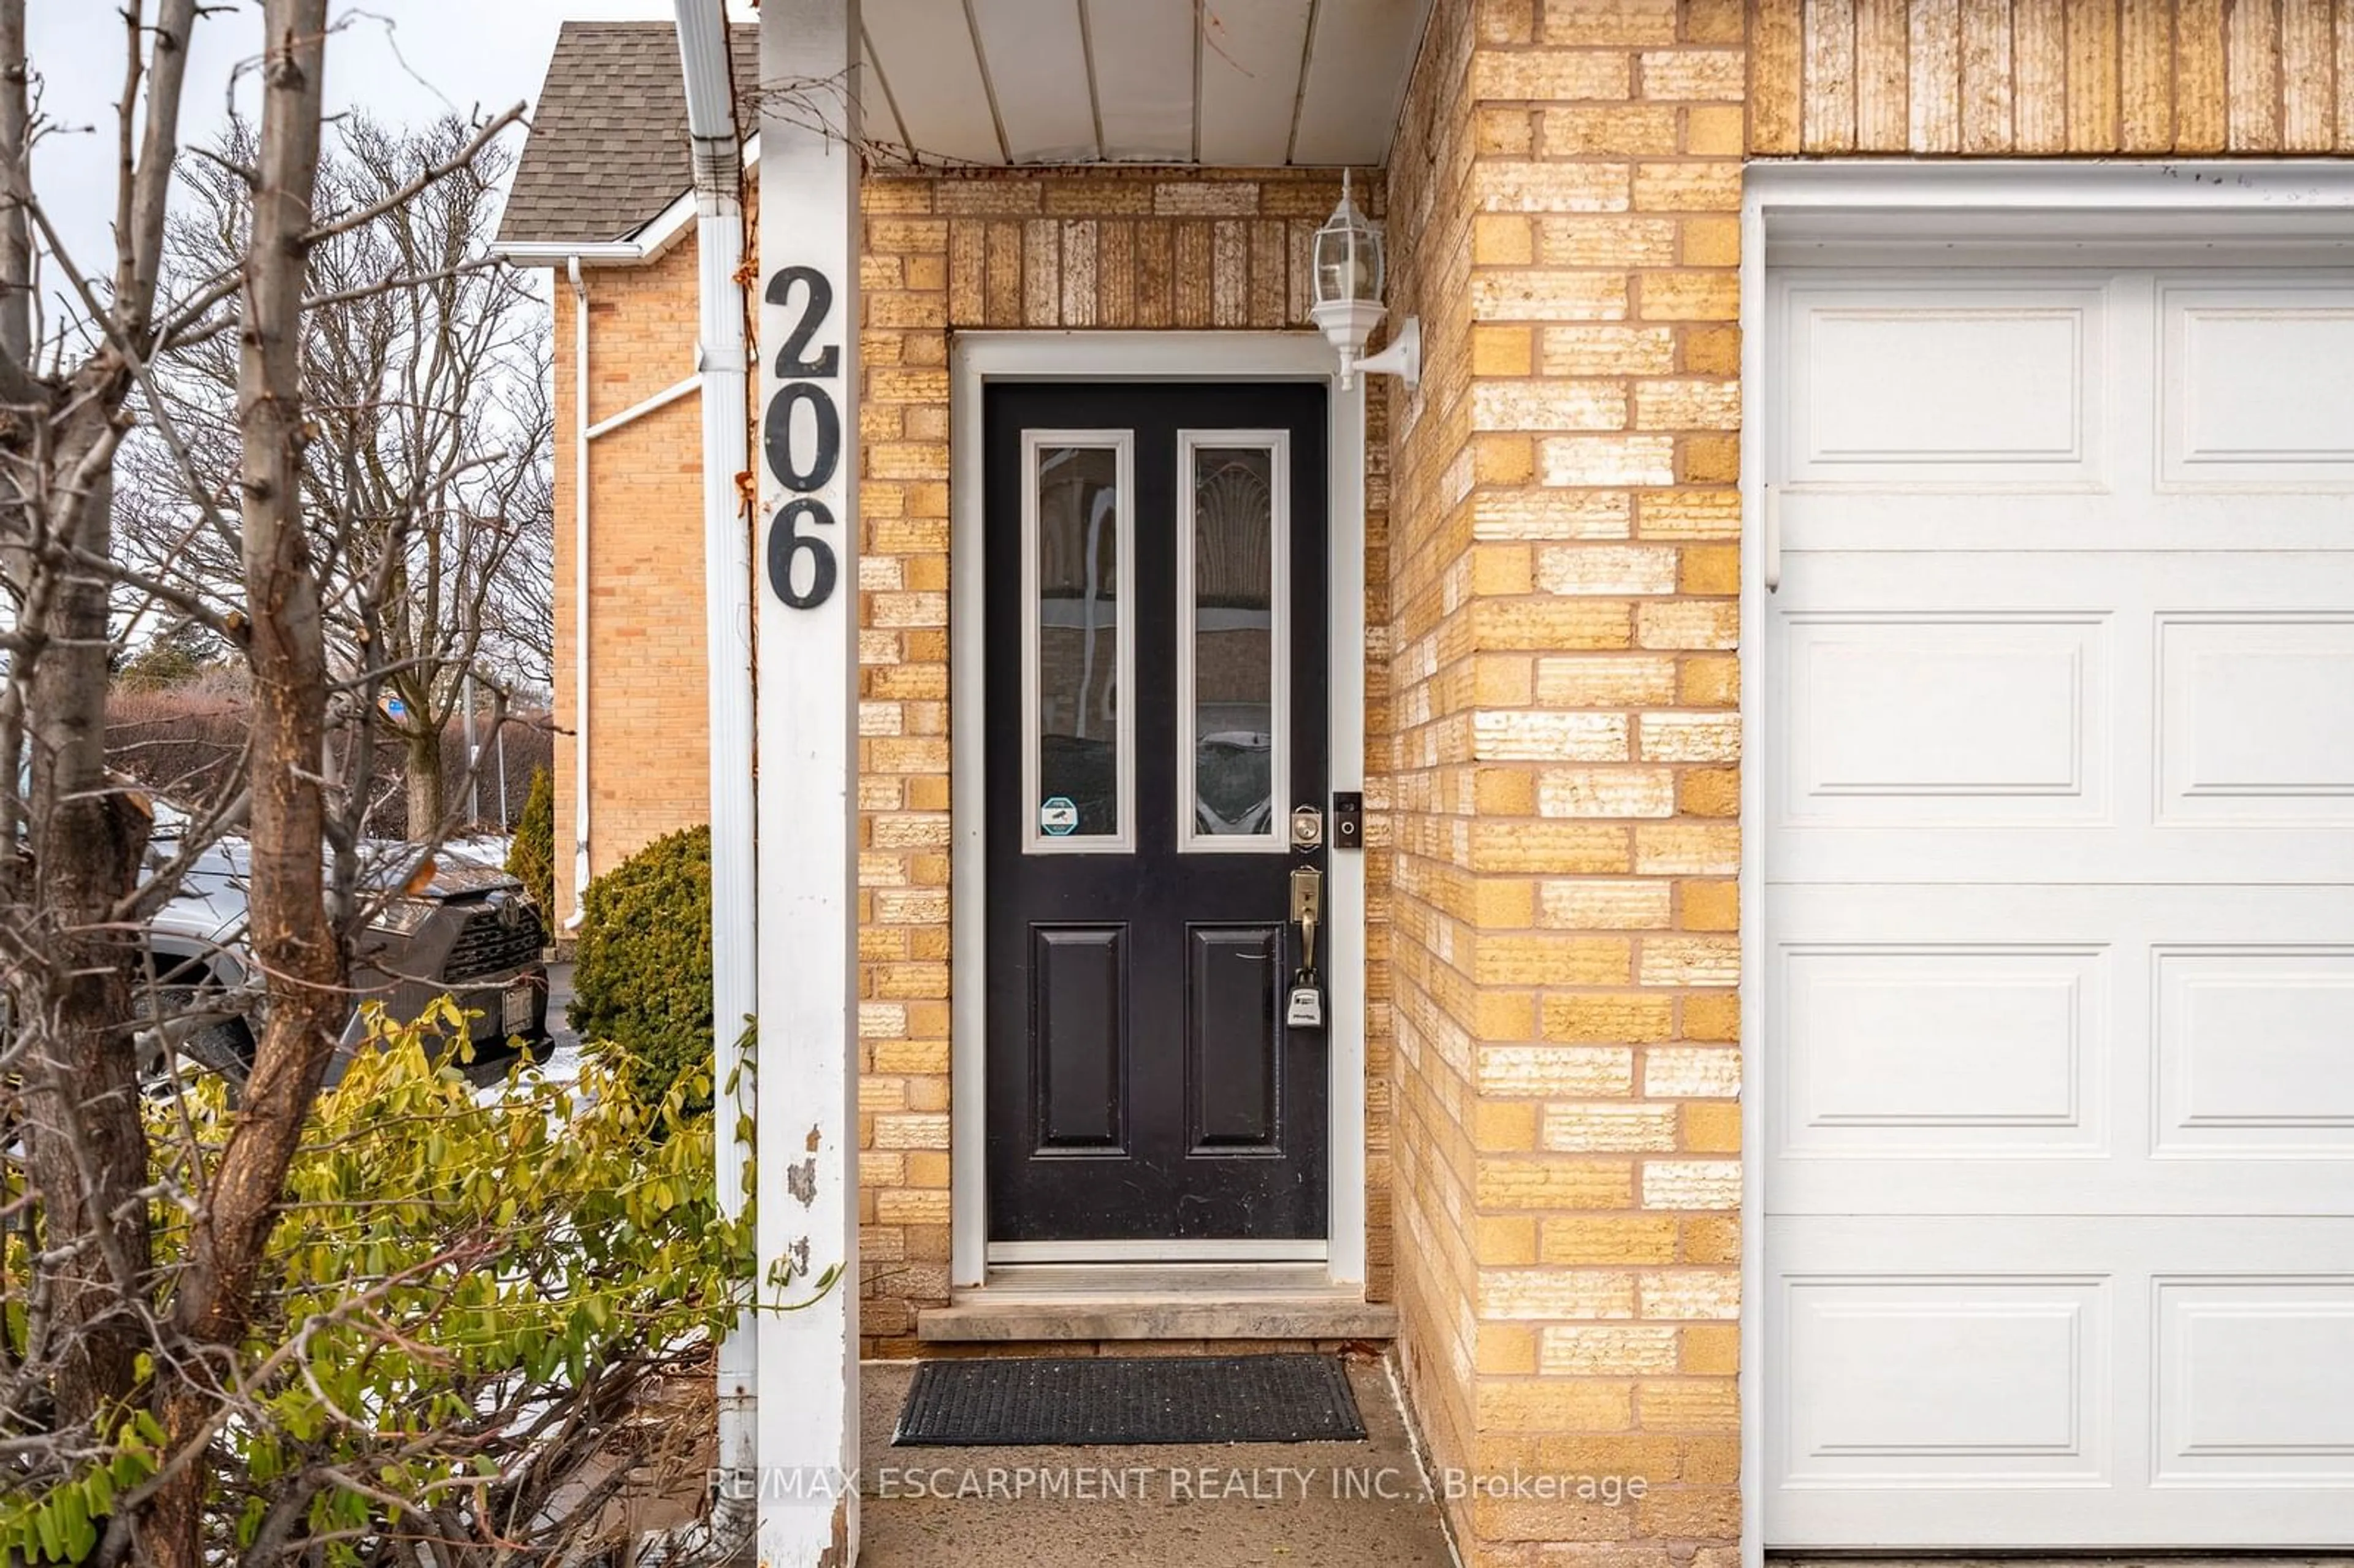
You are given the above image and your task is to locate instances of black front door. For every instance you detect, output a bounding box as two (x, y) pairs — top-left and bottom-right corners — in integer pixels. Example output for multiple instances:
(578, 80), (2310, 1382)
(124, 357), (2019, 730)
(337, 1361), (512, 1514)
(984, 381), (1330, 1246)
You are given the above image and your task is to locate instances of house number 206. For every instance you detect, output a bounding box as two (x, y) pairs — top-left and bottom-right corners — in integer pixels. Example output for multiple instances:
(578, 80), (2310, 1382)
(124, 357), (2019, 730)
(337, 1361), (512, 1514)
(763, 265), (843, 610)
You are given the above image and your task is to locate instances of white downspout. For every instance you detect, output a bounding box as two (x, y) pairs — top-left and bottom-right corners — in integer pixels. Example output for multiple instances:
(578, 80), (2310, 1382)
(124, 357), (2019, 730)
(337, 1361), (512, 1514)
(672, 0), (760, 1548)
(566, 254), (591, 931)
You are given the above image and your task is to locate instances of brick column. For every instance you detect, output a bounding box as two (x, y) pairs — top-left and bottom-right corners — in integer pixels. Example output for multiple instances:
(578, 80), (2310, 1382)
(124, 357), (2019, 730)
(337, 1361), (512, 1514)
(1386, 2), (1745, 1562)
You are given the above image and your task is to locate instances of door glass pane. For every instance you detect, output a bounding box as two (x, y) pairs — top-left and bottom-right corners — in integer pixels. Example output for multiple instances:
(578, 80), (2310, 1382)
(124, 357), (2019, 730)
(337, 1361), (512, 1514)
(1187, 442), (1281, 844)
(1032, 442), (1124, 842)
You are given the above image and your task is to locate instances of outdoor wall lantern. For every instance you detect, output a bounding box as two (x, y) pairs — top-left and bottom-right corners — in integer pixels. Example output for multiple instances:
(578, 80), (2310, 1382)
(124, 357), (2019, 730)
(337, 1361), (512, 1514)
(1309, 170), (1420, 394)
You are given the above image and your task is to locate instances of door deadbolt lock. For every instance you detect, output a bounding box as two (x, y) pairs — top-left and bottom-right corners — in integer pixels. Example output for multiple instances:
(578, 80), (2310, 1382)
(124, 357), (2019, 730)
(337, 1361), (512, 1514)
(1290, 804), (1324, 851)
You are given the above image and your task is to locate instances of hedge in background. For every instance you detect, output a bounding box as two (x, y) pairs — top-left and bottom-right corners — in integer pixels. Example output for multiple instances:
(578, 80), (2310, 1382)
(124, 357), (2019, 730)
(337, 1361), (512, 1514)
(508, 765), (557, 916)
(570, 824), (713, 1113)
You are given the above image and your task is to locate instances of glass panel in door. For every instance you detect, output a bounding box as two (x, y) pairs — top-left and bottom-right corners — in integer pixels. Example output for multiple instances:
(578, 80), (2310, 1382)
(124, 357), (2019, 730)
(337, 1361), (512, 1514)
(1179, 432), (1287, 851)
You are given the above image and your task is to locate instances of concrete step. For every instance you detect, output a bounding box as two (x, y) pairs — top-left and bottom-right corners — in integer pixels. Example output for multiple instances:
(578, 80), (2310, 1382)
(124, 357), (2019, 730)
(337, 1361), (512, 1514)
(917, 1293), (1396, 1343)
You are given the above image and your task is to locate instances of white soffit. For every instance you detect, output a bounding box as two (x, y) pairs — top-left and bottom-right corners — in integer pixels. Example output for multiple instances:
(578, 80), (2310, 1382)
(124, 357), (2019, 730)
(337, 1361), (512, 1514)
(1086, 0), (1194, 160)
(864, 0), (1009, 163)
(1290, 0), (1428, 166)
(969, 0), (1099, 163)
(859, 0), (1430, 167)
(859, 32), (912, 150)
(1195, 0), (1315, 166)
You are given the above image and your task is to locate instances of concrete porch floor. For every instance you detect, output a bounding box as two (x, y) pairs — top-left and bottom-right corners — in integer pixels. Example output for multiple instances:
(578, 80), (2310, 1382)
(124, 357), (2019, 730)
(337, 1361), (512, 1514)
(856, 1357), (1454, 1566)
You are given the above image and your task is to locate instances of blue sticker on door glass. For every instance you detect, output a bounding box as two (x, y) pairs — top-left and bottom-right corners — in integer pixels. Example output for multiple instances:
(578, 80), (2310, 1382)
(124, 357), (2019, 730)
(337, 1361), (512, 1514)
(1038, 796), (1080, 835)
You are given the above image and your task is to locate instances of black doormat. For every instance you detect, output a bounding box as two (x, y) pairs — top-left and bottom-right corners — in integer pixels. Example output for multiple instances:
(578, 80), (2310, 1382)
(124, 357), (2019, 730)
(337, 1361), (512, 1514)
(893, 1353), (1368, 1446)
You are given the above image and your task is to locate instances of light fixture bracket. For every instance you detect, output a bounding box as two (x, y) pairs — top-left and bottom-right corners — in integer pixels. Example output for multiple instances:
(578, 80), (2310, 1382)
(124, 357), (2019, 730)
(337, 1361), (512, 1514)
(1351, 316), (1420, 394)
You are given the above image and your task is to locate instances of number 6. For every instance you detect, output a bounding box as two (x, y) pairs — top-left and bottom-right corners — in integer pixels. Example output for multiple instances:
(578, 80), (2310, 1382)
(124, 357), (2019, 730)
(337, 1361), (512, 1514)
(767, 498), (837, 611)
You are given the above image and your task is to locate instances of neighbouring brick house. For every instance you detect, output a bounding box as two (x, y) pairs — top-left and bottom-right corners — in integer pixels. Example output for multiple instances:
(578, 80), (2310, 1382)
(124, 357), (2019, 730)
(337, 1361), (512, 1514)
(498, 6), (2354, 1564)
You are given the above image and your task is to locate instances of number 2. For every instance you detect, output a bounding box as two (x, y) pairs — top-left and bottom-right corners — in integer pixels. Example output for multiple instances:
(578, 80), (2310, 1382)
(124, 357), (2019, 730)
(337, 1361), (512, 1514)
(767, 266), (839, 379)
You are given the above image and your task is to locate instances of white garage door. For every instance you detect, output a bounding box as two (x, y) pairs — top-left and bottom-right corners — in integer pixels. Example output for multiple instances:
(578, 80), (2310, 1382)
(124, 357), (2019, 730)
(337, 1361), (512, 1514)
(1764, 264), (2354, 1548)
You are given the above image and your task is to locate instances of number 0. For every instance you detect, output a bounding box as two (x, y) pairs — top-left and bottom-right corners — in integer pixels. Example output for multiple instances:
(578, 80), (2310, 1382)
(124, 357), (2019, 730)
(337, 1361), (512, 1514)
(764, 381), (841, 492)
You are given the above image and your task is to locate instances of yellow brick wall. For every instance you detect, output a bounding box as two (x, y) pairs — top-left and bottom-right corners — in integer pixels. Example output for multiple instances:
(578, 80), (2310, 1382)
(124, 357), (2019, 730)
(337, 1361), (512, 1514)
(852, 166), (1398, 1353)
(1382, 0), (1484, 1510)
(1377, 4), (2340, 1564)
(549, 238), (712, 927)
(1381, 0), (1749, 1561)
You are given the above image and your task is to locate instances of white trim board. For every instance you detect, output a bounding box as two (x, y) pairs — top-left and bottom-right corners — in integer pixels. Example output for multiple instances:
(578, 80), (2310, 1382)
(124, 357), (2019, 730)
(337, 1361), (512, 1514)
(948, 330), (1368, 1291)
(1735, 159), (2354, 1568)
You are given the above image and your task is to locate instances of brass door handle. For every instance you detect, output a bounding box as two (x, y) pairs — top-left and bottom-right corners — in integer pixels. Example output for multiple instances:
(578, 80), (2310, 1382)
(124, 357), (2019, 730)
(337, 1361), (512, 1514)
(1289, 863), (1323, 978)
(1287, 864), (1325, 1030)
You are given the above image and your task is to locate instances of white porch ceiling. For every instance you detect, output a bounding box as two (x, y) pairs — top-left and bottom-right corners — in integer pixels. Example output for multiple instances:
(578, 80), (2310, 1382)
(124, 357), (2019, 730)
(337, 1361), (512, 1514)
(858, 0), (1431, 168)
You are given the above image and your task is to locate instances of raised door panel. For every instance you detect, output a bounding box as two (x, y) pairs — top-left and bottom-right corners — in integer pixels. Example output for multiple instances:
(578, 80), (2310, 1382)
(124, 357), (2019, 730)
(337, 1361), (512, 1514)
(2162, 282), (2354, 487)
(1030, 926), (1127, 1153)
(1778, 943), (2105, 1157)
(1780, 281), (2107, 487)
(2154, 1278), (2354, 1482)
(2155, 948), (2354, 1158)
(1778, 612), (2108, 826)
(1186, 924), (1282, 1152)
(2157, 614), (2354, 826)
(1777, 1275), (2110, 1486)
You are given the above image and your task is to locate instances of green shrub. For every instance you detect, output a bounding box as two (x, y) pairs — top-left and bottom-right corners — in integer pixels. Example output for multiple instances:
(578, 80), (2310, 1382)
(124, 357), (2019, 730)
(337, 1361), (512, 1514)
(2, 1000), (760, 1566)
(506, 765), (556, 916)
(571, 824), (712, 1113)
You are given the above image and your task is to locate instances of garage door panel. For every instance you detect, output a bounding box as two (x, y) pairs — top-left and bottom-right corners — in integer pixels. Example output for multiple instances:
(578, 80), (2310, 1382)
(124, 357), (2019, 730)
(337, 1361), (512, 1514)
(1778, 1273), (2111, 1486)
(1769, 885), (2354, 1216)
(2162, 280), (2354, 487)
(2156, 946), (2354, 1157)
(1769, 880), (2354, 939)
(1781, 280), (2110, 488)
(1770, 551), (2354, 882)
(1779, 545), (2354, 603)
(1770, 1220), (2354, 1544)
(2155, 1277), (2354, 1482)
(1772, 827), (2354, 883)
(1779, 942), (2106, 1157)
(1780, 611), (2109, 827)
(1785, 489), (2354, 552)
(1772, 1483), (2354, 1547)
(2158, 612), (2354, 825)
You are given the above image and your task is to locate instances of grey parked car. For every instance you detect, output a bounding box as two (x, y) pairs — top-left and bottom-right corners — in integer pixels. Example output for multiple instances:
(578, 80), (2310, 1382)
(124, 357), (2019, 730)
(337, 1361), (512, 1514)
(143, 819), (550, 1082)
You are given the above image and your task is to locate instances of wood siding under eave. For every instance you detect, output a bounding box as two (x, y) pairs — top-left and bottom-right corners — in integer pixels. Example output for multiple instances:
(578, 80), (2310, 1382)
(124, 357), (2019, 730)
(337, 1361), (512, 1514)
(1751, 0), (2354, 154)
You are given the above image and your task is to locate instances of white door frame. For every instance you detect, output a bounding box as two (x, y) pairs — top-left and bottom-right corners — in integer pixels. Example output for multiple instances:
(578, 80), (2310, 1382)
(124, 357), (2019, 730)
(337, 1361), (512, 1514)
(1738, 159), (2354, 1568)
(947, 331), (1369, 1292)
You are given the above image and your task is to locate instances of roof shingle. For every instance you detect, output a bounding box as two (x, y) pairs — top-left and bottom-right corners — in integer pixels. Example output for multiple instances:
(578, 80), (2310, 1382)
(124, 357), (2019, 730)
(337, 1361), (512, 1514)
(497, 20), (758, 248)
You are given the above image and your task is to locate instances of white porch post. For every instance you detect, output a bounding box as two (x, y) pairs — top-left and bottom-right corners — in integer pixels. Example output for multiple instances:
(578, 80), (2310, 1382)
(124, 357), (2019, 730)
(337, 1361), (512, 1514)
(756, 1), (861, 1562)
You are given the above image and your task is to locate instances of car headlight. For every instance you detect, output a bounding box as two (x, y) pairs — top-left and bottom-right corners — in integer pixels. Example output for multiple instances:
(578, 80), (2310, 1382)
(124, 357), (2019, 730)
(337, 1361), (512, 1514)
(367, 897), (438, 936)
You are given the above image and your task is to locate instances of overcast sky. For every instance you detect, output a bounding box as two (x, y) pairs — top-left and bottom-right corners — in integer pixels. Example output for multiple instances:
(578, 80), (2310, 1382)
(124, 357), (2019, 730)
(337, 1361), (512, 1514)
(26, 1), (757, 303)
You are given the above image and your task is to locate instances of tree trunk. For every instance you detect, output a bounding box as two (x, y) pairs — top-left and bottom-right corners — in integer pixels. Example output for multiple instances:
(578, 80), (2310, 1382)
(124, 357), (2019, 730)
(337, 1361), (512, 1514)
(146, 4), (334, 1562)
(20, 442), (153, 1447)
(0, 0), (29, 367)
(405, 720), (443, 838)
(3, 0), (194, 1521)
